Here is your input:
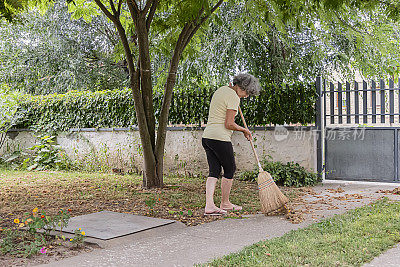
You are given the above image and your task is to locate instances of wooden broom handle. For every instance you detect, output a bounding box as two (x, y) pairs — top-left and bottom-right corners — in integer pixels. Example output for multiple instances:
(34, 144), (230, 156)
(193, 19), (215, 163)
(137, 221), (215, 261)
(238, 106), (263, 171)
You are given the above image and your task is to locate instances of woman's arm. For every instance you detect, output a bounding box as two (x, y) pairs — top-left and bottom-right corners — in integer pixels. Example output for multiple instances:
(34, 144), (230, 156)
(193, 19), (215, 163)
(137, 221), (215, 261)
(225, 109), (252, 140)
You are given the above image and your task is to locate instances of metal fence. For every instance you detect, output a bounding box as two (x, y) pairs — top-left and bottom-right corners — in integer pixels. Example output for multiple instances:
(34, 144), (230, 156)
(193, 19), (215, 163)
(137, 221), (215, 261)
(316, 77), (400, 182)
(323, 79), (400, 126)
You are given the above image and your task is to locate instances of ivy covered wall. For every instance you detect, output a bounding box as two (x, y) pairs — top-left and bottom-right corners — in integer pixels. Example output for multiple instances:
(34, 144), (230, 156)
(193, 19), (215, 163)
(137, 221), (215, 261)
(13, 83), (316, 133)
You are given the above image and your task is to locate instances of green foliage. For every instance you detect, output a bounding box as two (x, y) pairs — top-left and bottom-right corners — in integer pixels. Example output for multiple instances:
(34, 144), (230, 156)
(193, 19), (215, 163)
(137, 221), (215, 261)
(0, 228), (45, 258)
(4, 0), (400, 97)
(144, 195), (161, 212)
(0, 134), (70, 171)
(15, 89), (136, 132)
(24, 135), (64, 171)
(0, 85), (25, 155)
(0, 2), (128, 95)
(0, 0), (27, 22)
(240, 82), (317, 125)
(23, 208), (71, 235)
(239, 159), (321, 187)
(0, 84), (24, 132)
(261, 0), (400, 79)
(175, 0), (400, 92)
(69, 229), (86, 246)
(0, 208), (85, 258)
(12, 84), (316, 133)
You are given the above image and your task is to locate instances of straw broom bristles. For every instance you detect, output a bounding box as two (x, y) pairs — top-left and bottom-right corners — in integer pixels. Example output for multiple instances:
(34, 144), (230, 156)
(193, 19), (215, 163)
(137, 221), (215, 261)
(238, 107), (288, 214)
(257, 169), (288, 214)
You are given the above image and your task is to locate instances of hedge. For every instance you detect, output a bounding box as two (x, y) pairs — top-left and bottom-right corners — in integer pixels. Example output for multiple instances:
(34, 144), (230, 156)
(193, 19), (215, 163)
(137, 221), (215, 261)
(13, 83), (317, 133)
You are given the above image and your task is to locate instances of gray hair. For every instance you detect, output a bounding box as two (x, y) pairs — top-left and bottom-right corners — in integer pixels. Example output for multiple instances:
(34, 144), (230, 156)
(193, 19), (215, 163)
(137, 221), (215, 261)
(232, 73), (261, 96)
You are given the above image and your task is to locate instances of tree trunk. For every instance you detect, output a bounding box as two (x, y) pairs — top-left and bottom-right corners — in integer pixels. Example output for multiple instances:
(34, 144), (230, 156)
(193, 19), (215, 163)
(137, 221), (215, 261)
(154, 25), (189, 188)
(94, 0), (223, 189)
(154, 1), (224, 188)
(129, 72), (158, 188)
(136, 15), (156, 152)
(133, 14), (161, 188)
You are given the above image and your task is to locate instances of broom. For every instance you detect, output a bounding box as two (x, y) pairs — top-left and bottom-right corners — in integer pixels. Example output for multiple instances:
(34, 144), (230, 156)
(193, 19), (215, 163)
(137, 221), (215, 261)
(238, 106), (288, 214)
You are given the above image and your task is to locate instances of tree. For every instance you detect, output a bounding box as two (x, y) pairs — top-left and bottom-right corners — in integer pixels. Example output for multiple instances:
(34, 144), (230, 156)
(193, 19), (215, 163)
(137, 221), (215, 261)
(0, 2), (128, 94)
(63, 0), (223, 188)
(257, 0), (400, 79)
(177, 0), (400, 85)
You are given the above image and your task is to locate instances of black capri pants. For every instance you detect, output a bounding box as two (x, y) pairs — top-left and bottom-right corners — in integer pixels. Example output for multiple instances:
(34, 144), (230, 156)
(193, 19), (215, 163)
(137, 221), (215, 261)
(202, 138), (236, 179)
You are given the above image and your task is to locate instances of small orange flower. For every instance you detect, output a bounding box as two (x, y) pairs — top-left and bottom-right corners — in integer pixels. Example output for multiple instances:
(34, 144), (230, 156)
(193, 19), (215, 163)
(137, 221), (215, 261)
(32, 208), (38, 213)
(14, 219), (20, 224)
(81, 231), (85, 236)
(41, 215), (45, 218)
(68, 209), (72, 212)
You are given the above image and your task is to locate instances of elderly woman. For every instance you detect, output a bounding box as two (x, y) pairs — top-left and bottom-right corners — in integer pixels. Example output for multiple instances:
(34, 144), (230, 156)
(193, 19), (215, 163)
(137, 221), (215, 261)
(202, 73), (261, 215)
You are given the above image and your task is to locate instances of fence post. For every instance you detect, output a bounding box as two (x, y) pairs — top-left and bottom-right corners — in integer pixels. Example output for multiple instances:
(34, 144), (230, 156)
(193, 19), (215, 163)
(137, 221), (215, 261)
(316, 77), (325, 180)
(395, 129), (398, 181)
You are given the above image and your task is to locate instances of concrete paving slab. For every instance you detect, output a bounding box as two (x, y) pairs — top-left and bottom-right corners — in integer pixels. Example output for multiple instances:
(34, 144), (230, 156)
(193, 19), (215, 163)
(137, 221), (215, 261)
(56, 211), (175, 240)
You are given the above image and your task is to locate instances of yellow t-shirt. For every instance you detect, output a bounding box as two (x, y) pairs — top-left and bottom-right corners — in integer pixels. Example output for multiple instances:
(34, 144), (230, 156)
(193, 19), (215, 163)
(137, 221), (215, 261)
(202, 86), (240, 142)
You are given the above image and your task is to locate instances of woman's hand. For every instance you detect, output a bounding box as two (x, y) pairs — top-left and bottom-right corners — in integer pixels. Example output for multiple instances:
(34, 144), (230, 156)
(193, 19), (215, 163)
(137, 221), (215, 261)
(243, 128), (252, 141)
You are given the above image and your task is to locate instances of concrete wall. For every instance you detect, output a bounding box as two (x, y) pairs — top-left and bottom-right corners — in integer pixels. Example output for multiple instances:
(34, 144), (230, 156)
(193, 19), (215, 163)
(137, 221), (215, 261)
(0, 127), (317, 176)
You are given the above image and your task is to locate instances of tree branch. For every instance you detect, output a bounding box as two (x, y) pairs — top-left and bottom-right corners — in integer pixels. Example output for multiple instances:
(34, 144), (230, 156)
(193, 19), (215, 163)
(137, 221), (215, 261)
(155, 1), (225, 160)
(96, 24), (118, 46)
(211, 0), (224, 12)
(193, 6), (204, 24)
(117, 0), (123, 15)
(106, 8), (155, 184)
(200, 0), (224, 26)
(109, 0), (117, 16)
(333, 11), (371, 36)
(128, 0), (140, 12)
(126, 0), (139, 22)
(143, 0), (153, 14)
(183, 0), (224, 49)
(94, 0), (117, 23)
(146, 0), (158, 31)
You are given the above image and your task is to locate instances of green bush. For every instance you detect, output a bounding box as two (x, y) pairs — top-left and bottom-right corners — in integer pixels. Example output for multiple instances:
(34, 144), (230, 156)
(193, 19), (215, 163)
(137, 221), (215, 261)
(12, 83), (316, 133)
(0, 135), (71, 171)
(239, 159), (321, 187)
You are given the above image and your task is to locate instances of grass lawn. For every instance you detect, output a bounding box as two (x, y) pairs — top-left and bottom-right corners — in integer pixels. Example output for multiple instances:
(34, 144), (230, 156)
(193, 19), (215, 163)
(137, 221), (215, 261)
(0, 169), (298, 229)
(203, 198), (400, 267)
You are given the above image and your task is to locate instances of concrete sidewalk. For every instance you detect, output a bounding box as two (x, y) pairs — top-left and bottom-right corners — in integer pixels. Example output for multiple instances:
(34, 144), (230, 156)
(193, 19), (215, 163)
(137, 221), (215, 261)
(364, 243), (400, 267)
(40, 181), (400, 267)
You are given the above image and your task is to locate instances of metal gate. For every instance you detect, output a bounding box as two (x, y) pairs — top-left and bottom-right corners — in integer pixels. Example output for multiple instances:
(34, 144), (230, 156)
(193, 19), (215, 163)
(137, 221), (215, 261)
(316, 77), (400, 182)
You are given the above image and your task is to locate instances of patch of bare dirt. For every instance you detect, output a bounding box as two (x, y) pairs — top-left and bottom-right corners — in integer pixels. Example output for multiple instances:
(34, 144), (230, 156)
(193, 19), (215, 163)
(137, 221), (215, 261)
(0, 240), (99, 267)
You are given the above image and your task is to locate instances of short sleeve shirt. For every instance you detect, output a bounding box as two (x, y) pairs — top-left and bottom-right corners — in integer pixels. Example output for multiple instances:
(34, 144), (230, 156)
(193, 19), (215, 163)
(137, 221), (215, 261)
(202, 86), (240, 142)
